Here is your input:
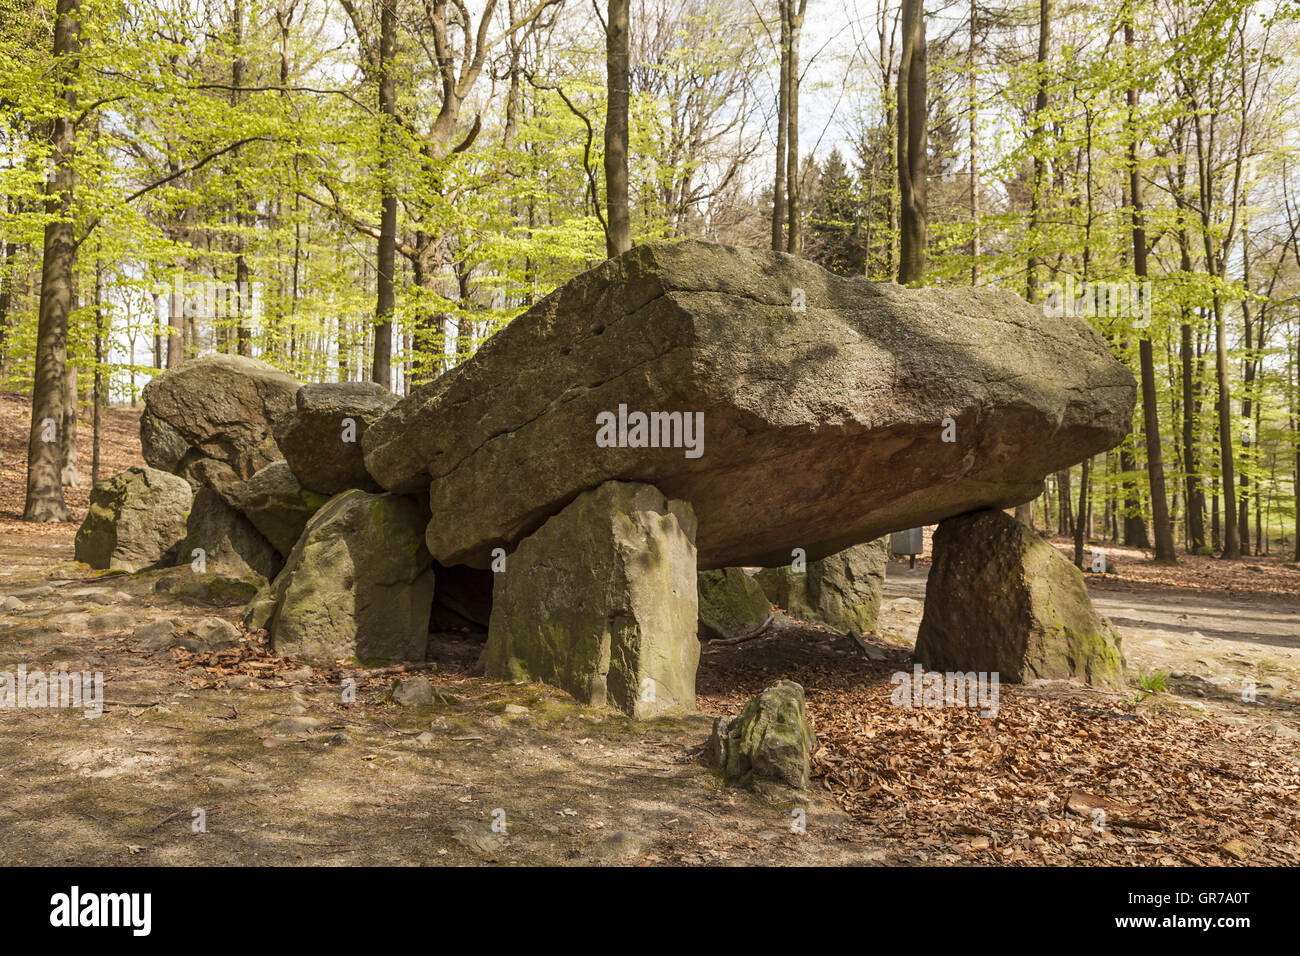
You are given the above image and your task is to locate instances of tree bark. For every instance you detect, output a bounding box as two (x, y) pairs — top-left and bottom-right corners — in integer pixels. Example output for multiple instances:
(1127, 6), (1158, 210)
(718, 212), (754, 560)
(772, 0), (789, 251)
(372, 0), (397, 389)
(1025, 0), (1050, 302)
(24, 0), (80, 522)
(604, 0), (632, 257)
(785, 0), (807, 255)
(896, 0), (927, 284)
(1127, 12), (1176, 562)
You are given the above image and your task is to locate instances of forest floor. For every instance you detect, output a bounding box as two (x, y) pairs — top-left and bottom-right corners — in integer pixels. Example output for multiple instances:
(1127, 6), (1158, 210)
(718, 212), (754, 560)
(1, 395), (1298, 866)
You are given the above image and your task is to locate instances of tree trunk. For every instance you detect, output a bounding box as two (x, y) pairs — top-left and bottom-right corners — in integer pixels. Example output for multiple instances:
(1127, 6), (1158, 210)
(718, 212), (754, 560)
(91, 256), (104, 483)
(24, 0), (80, 523)
(772, 0), (789, 251)
(1126, 13), (1175, 562)
(604, 0), (632, 257)
(896, 0), (927, 284)
(372, 0), (397, 389)
(785, 0), (807, 255)
(968, 0), (979, 286)
(1074, 458), (1090, 567)
(1026, 0), (1050, 302)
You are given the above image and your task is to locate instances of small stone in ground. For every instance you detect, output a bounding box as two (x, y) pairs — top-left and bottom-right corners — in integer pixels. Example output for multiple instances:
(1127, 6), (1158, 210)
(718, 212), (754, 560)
(392, 677), (435, 707)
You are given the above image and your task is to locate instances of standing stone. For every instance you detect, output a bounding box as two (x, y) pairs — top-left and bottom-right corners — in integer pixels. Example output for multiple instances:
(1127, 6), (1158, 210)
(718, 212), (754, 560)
(481, 481), (699, 718)
(178, 487), (280, 581)
(273, 382), (398, 495)
(755, 538), (889, 633)
(140, 353), (299, 492)
(914, 509), (1126, 687)
(254, 489), (435, 664)
(362, 240), (1136, 571)
(74, 467), (193, 572)
(697, 568), (772, 639)
(709, 680), (816, 790)
(234, 462), (329, 556)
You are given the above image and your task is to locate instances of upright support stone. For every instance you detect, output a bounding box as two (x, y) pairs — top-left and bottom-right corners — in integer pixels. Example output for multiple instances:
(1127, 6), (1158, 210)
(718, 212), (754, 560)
(481, 481), (699, 718)
(755, 538), (889, 633)
(251, 489), (436, 665)
(914, 509), (1126, 687)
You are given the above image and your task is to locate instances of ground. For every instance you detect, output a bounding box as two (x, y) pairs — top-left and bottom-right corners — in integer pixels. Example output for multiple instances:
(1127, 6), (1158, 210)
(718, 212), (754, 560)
(1, 396), (1298, 865)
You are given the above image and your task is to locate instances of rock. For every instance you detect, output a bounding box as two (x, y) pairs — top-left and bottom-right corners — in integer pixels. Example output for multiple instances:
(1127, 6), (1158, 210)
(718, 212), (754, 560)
(697, 568), (772, 639)
(233, 462), (329, 556)
(270, 716), (321, 735)
(177, 487), (280, 581)
(176, 617), (241, 651)
(502, 703), (529, 716)
(73, 467), (192, 572)
(362, 240), (1135, 570)
(154, 567), (264, 607)
(446, 821), (504, 855)
(273, 382), (398, 495)
(755, 538), (889, 633)
(589, 830), (647, 861)
(256, 489), (435, 665)
(706, 717), (730, 768)
(709, 680), (816, 790)
(913, 509), (1126, 687)
(481, 481), (699, 718)
(392, 676), (435, 707)
(1, 597), (27, 613)
(140, 353), (300, 491)
(11, 586), (53, 599)
(88, 611), (133, 630)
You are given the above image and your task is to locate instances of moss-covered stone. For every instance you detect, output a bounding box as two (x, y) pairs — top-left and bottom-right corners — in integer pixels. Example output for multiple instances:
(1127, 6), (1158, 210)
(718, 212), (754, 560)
(256, 489), (434, 664)
(709, 680), (815, 790)
(177, 486), (279, 581)
(482, 481), (699, 718)
(914, 509), (1125, 688)
(234, 461), (329, 556)
(74, 467), (192, 572)
(755, 538), (888, 633)
(362, 240), (1136, 572)
(697, 568), (772, 639)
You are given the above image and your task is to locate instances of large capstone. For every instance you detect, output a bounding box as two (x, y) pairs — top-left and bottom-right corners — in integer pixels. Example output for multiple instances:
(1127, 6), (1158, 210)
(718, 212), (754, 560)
(274, 382), (398, 495)
(178, 486), (280, 581)
(755, 538), (889, 633)
(233, 462), (329, 556)
(481, 481), (699, 718)
(140, 353), (300, 494)
(697, 568), (772, 640)
(363, 240), (1136, 570)
(250, 489), (435, 665)
(913, 509), (1126, 687)
(708, 680), (816, 790)
(74, 467), (192, 572)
